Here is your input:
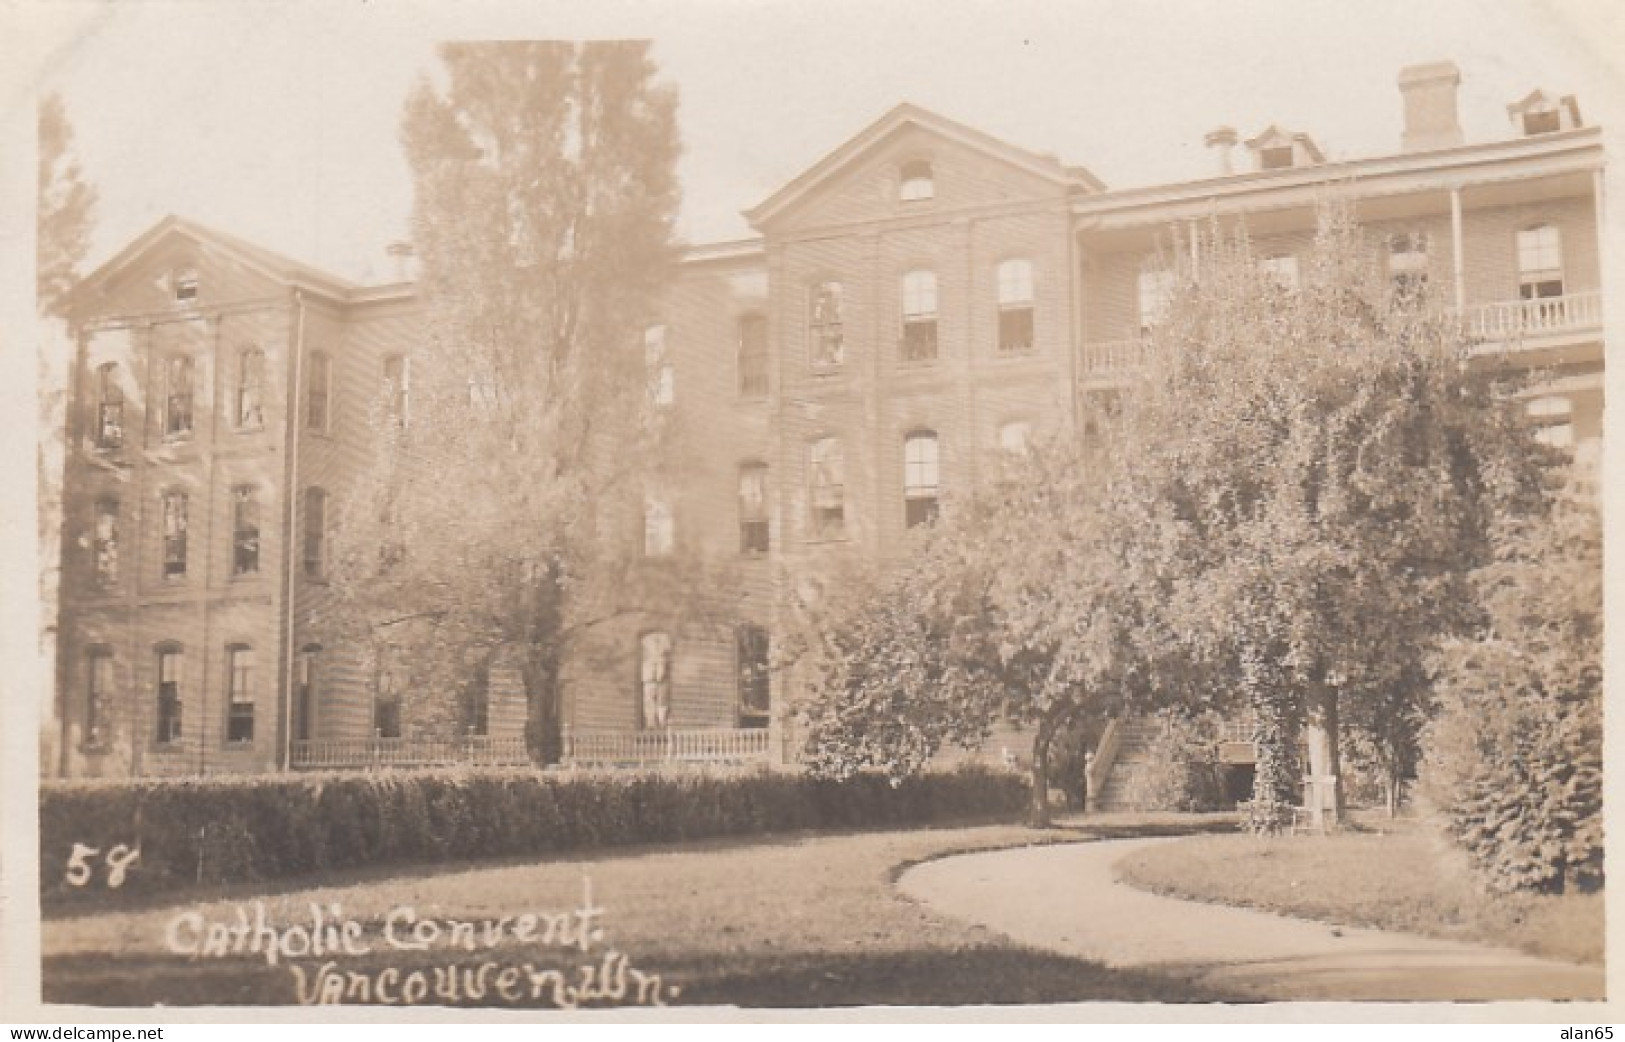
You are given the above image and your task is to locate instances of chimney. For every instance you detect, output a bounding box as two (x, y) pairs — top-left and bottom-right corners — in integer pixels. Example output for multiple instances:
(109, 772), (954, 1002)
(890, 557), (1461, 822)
(1204, 126), (1238, 176)
(1398, 61), (1464, 152)
(386, 241), (418, 283)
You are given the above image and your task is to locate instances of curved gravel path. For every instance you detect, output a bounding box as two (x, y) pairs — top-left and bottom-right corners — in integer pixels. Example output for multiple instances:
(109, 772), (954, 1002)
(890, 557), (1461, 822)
(898, 837), (1605, 1002)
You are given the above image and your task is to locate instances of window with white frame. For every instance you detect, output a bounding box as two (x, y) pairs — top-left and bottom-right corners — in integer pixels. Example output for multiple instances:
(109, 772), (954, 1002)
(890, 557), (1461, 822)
(382, 354), (410, 428)
(306, 351), (330, 431)
(1517, 225), (1564, 300)
(161, 491), (188, 580)
(1261, 253), (1299, 291)
(163, 356), (194, 438)
(226, 645), (255, 743)
(809, 282), (844, 367)
(173, 268), (199, 303)
(232, 486), (260, 577)
(94, 363), (124, 449)
(303, 488), (327, 579)
(738, 463), (769, 554)
(236, 348), (266, 430)
(901, 270), (938, 361)
(997, 259), (1035, 353)
(737, 313), (768, 398)
(85, 648), (113, 747)
(93, 495), (119, 587)
(899, 160), (934, 202)
(737, 625), (770, 727)
(903, 431), (940, 528)
(645, 324), (673, 407)
(155, 646), (183, 744)
(644, 494), (674, 557)
(374, 647), (402, 739)
(639, 631), (673, 730)
(809, 437), (846, 538)
(294, 646), (319, 743)
(1137, 267), (1175, 332)
(1388, 233), (1429, 300)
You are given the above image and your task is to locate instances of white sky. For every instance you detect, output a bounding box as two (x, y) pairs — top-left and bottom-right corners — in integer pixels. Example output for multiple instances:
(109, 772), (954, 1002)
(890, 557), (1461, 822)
(11, 0), (1624, 286)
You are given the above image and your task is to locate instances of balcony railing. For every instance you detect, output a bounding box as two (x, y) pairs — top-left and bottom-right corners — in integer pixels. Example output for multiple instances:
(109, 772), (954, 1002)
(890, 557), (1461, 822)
(290, 735), (530, 770)
(1080, 291), (1601, 376)
(565, 727), (771, 767)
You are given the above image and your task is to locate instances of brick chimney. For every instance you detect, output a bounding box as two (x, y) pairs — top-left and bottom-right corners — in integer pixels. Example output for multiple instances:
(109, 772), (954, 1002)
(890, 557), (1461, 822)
(1398, 61), (1465, 153)
(1204, 126), (1238, 176)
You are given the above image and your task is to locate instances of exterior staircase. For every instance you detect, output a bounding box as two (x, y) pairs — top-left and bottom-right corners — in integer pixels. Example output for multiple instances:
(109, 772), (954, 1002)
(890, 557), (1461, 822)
(1089, 718), (1166, 813)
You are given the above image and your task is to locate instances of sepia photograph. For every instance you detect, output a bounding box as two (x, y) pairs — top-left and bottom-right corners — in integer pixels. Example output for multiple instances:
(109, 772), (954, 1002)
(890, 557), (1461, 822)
(7, 0), (1622, 1021)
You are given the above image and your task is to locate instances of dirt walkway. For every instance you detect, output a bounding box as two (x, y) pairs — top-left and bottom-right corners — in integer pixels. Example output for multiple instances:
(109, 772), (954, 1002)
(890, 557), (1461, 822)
(898, 837), (1605, 1002)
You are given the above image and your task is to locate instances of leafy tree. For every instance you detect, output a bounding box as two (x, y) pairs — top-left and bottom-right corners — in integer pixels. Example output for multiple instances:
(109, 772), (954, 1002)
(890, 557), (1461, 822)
(1420, 472), (1601, 892)
(329, 42), (711, 763)
(1122, 211), (1552, 829)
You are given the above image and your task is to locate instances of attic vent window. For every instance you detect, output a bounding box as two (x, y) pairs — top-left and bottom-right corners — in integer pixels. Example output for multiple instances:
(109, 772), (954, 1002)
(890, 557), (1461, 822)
(899, 160), (934, 202)
(1522, 109), (1561, 135)
(1260, 146), (1294, 170)
(174, 269), (199, 303)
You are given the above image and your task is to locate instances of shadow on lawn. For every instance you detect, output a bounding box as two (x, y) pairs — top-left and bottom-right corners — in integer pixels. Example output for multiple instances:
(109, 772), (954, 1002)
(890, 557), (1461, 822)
(43, 944), (1243, 1009)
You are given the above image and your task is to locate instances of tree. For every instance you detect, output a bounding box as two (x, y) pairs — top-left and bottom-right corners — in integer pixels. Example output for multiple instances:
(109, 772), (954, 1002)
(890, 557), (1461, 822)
(1420, 472), (1601, 892)
(329, 42), (707, 763)
(1121, 211), (1553, 830)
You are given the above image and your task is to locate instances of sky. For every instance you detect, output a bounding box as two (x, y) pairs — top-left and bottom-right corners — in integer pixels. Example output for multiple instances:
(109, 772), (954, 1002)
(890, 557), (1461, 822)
(13, 0), (1625, 286)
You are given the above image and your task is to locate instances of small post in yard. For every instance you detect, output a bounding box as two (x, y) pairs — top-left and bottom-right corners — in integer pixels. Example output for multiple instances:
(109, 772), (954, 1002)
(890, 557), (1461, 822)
(1307, 774), (1338, 832)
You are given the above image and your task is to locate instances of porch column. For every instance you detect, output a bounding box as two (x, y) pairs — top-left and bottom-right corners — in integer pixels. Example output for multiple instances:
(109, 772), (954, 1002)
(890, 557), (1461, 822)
(1449, 186), (1465, 313)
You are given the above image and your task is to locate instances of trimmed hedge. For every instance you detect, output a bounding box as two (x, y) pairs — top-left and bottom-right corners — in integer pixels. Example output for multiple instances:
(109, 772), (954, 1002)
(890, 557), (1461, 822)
(40, 765), (1026, 898)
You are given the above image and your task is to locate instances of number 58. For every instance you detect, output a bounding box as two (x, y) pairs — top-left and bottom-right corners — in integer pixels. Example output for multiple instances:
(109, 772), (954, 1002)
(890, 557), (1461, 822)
(64, 843), (141, 888)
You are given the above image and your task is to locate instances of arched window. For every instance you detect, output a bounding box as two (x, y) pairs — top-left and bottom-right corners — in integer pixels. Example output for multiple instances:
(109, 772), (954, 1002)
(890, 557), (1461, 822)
(737, 625), (770, 727)
(899, 160), (934, 202)
(809, 437), (846, 538)
(903, 431), (940, 528)
(901, 270), (938, 361)
(306, 351), (331, 431)
(997, 259), (1035, 353)
(232, 486), (260, 577)
(738, 463), (769, 554)
(809, 282), (844, 367)
(236, 348), (266, 429)
(737, 313), (768, 397)
(639, 631), (673, 730)
(94, 363), (124, 449)
(303, 488), (327, 579)
(226, 644), (255, 743)
(155, 644), (184, 744)
(1517, 224), (1564, 300)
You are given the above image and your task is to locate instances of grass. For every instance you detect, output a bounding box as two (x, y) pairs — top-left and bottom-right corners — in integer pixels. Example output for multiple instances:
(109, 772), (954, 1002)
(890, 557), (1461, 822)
(1113, 812), (1604, 966)
(44, 823), (1238, 1009)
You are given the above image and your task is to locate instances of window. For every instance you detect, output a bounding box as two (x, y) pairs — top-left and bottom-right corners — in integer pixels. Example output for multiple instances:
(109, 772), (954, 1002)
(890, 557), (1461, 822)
(236, 348), (265, 430)
(1261, 254), (1299, 291)
(306, 351), (330, 431)
(1260, 145), (1294, 170)
(737, 625), (770, 727)
(1517, 225), (1564, 299)
(174, 268), (198, 303)
(232, 486), (260, 577)
(155, 646), (183, 744)
(303, 488), (326, 579)
(644, 494), (674, 557)
(161, 491), (188, 580)
(1529, 396), (1574, 450)
(738, 463), (769, 554)
(294, 646), (318, 743)
(1388, 233), (1429, 299)
(901, 270), (938, 361)
(809, 437), (846, 538)
(645, 325), (673, 407)
(737, 313), (768, 398)
(382, 354), (410, 428)
(93, 496), (119, 587)
(226, 646), (255, 743)
(163, 356), (194, 438)
(94, 363), (124, 449)
(639, 631), (673, 731)
(85, 648), (113, 747)
(809, 282), (844, 367)
(374, 648), (402, 739)
(997, 259), (1035, 353)
(1524, 109), (1561, 135)
(900, 160), (934, 202)
(903, 431), (940, 528)
(1137, 267), (1175, 332)
(998, 420), (1032, 456)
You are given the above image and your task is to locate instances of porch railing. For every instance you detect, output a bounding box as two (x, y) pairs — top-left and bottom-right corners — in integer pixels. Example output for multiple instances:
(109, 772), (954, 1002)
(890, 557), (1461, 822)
(565, 727), (771, 767)
(290, 735), (530, 770)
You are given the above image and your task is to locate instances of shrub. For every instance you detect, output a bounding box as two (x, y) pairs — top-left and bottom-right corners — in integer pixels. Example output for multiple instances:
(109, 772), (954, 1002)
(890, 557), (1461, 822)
(40, 764), (1026, 900)
(1120, 713), (1228, 814)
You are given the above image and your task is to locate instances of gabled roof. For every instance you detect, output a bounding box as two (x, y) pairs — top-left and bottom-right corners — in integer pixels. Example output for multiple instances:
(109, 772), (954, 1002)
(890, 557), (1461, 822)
(1245, 124), (1326, 163)
(1508, 89), (1581, 124)
(72, 214), (357, 308)
(743, 102), (1105, 230)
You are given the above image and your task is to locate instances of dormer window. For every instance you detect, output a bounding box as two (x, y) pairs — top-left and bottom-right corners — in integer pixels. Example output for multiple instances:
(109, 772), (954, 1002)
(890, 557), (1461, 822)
(173, 268), (198, 304)
(1508, 90), (1582, 137)
(1523, 109), (1561, 135)
(899, 160), (934, 202)
(1260, 146), (1294, 170)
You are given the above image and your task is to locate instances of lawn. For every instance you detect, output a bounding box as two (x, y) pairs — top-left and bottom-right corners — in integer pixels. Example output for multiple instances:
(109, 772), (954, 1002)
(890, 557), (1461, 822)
(44, 824), (1237, 1009)
(1113, 813), (1604, 966)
